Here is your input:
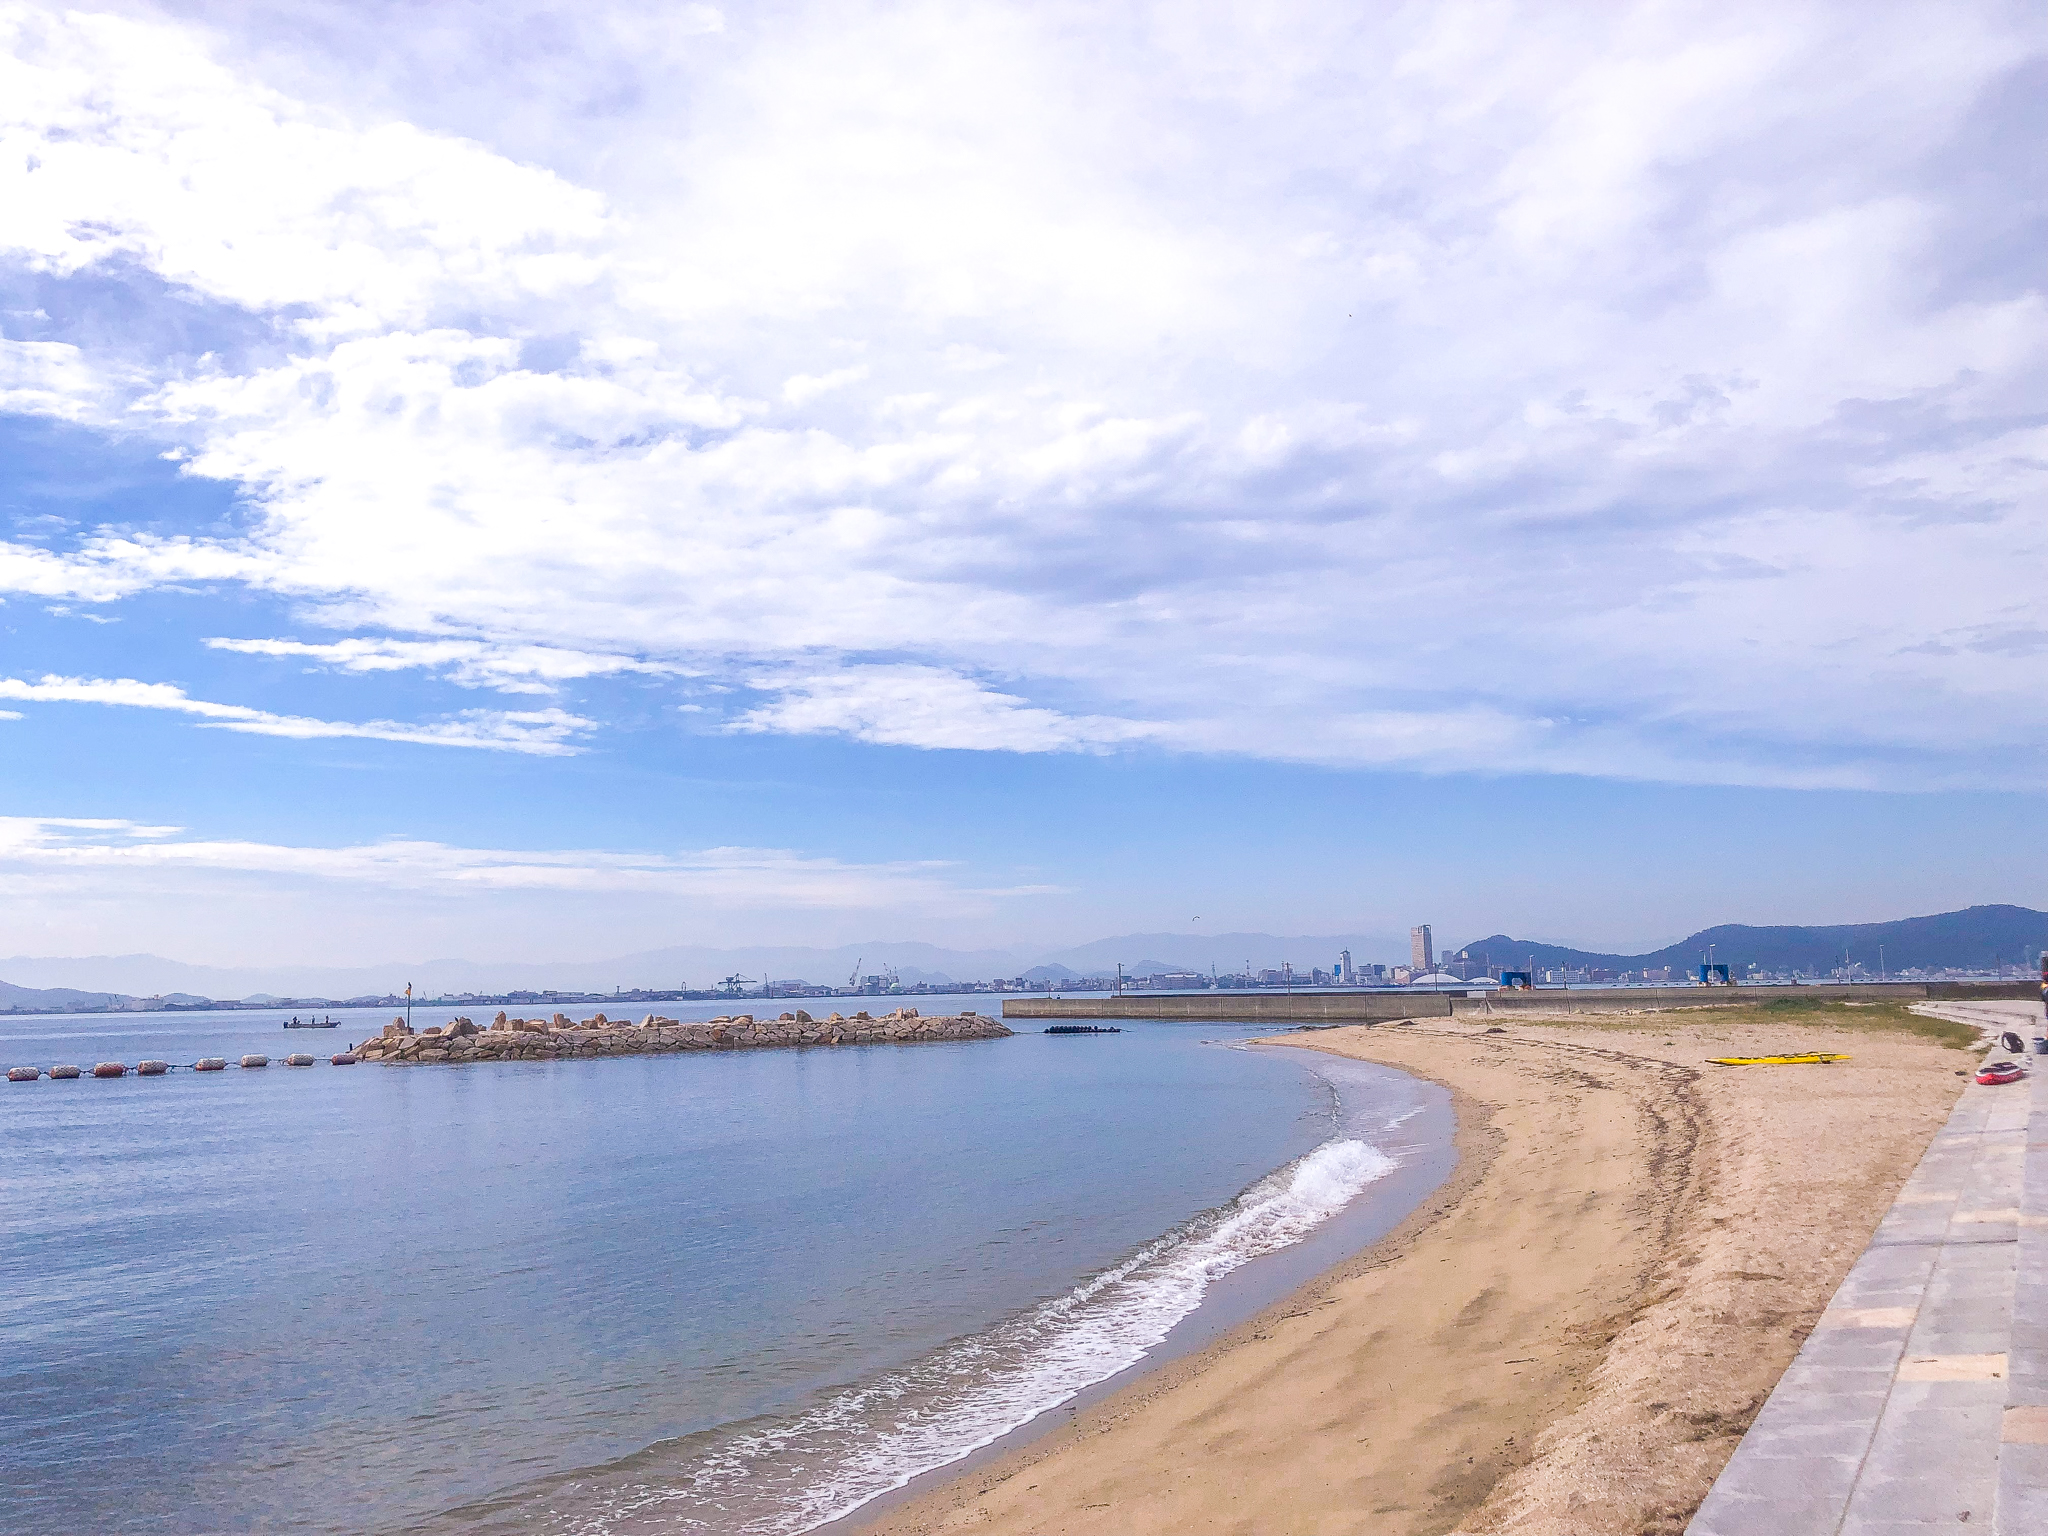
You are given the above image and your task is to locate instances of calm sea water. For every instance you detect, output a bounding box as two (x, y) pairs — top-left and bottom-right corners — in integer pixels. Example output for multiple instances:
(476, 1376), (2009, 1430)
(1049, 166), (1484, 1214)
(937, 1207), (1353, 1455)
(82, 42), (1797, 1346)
(0, 998), (1449, 1535)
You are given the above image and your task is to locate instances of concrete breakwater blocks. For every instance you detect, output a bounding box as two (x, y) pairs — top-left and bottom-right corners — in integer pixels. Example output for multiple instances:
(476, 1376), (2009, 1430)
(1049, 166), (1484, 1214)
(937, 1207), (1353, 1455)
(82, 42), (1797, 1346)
(353, 1007), (1012, 1064)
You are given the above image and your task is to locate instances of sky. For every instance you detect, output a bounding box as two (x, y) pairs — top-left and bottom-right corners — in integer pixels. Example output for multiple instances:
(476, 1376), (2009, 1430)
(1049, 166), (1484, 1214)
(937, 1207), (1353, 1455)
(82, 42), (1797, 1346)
(0, 0), (2041, 973)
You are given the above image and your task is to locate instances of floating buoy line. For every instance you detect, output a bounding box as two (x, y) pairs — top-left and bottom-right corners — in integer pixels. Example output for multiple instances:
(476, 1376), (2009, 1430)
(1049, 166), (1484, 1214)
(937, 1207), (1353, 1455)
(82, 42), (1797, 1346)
(7, 1051), (362, 1081)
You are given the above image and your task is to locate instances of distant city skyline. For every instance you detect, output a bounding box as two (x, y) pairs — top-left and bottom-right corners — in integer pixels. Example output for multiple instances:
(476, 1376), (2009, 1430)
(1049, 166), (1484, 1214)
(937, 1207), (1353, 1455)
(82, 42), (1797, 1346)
(4, 902), (2040, 1004)
(0, 3), (2039, 964)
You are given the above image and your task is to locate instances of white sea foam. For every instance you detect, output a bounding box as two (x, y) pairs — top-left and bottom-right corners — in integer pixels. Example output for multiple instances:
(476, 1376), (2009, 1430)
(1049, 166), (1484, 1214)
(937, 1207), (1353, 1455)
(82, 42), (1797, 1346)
(575, 1135), (1395, 1533)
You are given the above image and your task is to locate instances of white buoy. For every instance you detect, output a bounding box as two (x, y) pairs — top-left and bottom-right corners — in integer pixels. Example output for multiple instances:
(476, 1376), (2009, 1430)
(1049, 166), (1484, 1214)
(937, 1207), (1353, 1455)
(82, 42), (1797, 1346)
(240, 1054), (269, 1069)
(137, 1060), (170, 1076)
(194, 1058), (227, 1072)
(284, 1053), (315, 1067)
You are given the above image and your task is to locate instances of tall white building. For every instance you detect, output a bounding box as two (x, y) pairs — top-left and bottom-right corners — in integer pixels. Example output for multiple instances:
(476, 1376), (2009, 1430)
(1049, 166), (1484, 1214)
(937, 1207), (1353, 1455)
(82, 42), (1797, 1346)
(1338, 948), (1355, 985)
(1410, 925), (1433, 973)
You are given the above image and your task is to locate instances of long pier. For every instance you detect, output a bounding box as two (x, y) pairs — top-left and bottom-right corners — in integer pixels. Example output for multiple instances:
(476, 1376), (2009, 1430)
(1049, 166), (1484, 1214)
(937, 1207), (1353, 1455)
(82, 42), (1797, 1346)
(1001, 981), (2035, 1025)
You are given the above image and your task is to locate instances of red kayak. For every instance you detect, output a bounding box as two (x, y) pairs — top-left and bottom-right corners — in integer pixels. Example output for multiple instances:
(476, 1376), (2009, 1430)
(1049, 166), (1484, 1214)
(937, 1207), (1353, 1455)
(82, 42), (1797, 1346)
(1977, 1059), (2028, 1085)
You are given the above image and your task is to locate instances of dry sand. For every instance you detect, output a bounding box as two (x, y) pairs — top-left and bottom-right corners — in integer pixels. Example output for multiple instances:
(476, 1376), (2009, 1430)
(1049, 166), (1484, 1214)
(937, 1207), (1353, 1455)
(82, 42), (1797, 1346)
(858, 1013), (1971, 1536)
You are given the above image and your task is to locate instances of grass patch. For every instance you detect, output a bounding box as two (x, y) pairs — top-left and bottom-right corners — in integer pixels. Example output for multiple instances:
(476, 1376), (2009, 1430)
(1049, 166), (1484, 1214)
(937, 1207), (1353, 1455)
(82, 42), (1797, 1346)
(1732, 998), (1982, 1050)
(1512, 998), (1987, 1051)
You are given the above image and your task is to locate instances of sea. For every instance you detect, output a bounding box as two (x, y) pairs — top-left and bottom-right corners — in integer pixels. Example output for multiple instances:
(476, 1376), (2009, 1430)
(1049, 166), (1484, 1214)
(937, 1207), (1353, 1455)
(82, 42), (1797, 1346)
(0, 996), (1453, 1535)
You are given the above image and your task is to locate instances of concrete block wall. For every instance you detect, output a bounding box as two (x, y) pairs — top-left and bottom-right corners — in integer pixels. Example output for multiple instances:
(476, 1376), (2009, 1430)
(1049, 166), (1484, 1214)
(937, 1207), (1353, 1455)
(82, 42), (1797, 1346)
(1002, 992), (1452, 1023)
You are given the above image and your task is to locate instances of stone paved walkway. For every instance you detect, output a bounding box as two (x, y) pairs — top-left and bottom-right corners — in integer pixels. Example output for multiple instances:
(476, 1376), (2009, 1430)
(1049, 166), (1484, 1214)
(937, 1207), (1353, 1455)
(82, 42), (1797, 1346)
(1688, 1001), (2045, 1535)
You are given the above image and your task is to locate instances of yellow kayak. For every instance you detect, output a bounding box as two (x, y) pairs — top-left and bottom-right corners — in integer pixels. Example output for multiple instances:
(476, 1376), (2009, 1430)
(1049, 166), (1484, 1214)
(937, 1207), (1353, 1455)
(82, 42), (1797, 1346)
(1707, 1052), (1851, 1066)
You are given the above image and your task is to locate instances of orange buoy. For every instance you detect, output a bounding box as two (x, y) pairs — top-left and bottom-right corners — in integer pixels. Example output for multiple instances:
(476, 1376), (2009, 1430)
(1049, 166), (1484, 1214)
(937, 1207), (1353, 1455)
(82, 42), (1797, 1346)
(240, 1054), (269, 1069)
(7, 1066), (39, 1082)
(137, 1060), (170, 1076)
(49, 1064), (80, 1079)
(330, 1052), (358, 1065)
(92, 1062), (127, 1078)
(194, 1057), (227, 1071)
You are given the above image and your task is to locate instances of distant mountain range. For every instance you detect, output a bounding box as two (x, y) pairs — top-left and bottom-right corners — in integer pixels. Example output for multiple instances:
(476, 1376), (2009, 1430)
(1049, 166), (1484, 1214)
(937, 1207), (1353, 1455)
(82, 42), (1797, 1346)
(0, 906), (2039, 1007)
(0, 979), (133, 1011)
(1454, 904), (2047, 976)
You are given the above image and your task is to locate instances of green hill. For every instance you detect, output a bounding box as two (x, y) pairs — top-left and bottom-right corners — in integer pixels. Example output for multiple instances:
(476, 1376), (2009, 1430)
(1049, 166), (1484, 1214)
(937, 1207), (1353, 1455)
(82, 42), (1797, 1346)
(1455, 904), (2047, 977)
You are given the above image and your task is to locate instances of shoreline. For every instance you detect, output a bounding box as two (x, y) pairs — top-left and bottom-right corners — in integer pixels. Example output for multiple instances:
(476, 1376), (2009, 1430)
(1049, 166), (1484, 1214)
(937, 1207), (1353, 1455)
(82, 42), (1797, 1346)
(857, 1014), (1967, 1535)
(821, 1048), (1462, 1534)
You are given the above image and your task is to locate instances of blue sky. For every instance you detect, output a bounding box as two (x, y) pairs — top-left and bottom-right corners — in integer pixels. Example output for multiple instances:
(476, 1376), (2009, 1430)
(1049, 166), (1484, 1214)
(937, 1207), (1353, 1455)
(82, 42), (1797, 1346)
(0, 1), (2041, 970)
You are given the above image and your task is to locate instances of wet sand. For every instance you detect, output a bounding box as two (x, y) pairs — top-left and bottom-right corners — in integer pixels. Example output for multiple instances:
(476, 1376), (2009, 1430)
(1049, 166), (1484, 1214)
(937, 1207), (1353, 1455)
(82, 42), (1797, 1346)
(858, 1014), (1970, 1536)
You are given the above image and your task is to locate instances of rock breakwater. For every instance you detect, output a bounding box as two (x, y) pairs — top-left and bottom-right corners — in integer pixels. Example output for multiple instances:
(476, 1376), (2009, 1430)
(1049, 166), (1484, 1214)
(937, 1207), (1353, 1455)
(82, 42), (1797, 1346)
(352, 1007), (1012, 1064)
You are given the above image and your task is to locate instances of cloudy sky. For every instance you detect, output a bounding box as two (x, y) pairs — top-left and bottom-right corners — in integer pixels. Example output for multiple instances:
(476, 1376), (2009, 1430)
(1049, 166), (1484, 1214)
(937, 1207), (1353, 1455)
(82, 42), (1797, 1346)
(0, 0), (2040, 970)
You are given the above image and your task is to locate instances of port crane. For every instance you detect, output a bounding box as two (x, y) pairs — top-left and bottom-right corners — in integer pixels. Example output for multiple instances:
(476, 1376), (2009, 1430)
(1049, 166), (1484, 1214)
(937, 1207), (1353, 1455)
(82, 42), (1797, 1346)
(844, 959), (899, 994)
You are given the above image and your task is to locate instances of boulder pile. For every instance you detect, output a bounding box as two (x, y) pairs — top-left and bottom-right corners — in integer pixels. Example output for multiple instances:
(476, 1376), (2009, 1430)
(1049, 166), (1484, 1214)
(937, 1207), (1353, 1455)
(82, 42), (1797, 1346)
(352, 1007), (1011, 1065)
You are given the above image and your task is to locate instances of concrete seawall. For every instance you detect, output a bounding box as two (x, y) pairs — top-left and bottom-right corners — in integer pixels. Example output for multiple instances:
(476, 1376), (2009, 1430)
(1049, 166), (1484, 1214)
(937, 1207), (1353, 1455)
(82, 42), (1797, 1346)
(1003, 981), (2034, 1026)
(1004, 993), (1452, 1023)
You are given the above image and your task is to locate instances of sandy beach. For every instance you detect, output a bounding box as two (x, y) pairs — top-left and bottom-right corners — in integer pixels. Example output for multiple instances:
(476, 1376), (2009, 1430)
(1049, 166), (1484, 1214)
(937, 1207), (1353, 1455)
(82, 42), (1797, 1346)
(860, 1008), (1976, 1536)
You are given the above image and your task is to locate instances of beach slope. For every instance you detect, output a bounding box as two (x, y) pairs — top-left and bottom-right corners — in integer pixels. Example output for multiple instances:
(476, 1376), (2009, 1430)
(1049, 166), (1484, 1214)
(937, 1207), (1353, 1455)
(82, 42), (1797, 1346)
(860, 1015), (1968, 1536)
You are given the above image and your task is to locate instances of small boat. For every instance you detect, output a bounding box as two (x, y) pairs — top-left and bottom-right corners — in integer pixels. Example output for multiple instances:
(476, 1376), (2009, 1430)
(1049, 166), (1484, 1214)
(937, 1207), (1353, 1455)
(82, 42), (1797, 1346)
(1976, 1059), (2027, 1086)
(1708, 1052), (1850, 1067)
(283, 1016), (340, 1029)
(194, 1057), (227, 1072)
(1044, 1025), (1123, 1035)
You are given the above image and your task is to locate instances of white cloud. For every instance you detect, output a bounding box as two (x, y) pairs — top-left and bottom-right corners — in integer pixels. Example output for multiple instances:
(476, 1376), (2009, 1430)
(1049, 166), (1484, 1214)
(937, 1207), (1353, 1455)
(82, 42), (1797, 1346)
(0, 337), (123, 419)
(0, 1), (2039, 788)
(0, 674), (592, 754)
(0, 8), (606, 336)
(781, 364), (869, 404)
(0, 816), (980, 907)
(941, 344), (1007, 373)
(203, 636), (687, 694)
(733, 665), (1162, 753)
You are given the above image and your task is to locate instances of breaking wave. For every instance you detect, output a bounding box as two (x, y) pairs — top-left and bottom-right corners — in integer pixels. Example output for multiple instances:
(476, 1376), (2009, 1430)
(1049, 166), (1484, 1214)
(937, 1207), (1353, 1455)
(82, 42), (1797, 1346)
(563, 1135), (1395, 1533)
